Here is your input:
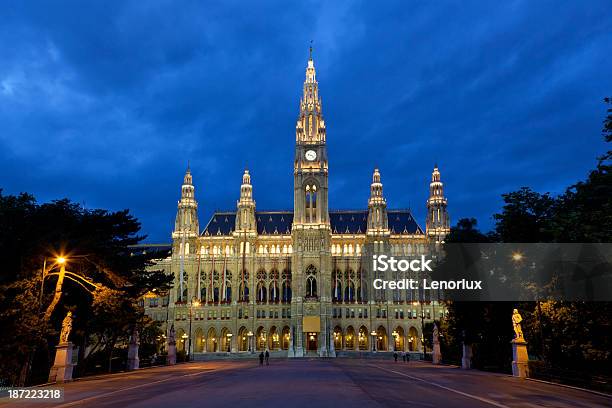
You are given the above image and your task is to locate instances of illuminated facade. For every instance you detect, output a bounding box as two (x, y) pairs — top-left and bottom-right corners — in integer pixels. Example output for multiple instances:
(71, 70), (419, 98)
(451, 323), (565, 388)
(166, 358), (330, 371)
(144, 52), (450, 357)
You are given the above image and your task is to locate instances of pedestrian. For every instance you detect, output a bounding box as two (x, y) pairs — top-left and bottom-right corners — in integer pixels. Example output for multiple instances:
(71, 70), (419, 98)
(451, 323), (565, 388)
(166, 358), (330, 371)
(405, 352), (410, 363)
(265, 350), (270, 366)
(259, 352), (264, 366)
(401, 351), (406, 362)
(393, 351), (398, 362)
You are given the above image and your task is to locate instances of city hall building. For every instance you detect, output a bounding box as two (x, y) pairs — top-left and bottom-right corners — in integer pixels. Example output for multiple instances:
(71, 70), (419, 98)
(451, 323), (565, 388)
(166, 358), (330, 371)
(143, 52), (450, 357)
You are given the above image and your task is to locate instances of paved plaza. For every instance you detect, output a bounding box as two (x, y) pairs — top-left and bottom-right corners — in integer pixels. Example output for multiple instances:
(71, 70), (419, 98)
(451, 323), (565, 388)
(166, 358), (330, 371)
(1, 359), (610, 408)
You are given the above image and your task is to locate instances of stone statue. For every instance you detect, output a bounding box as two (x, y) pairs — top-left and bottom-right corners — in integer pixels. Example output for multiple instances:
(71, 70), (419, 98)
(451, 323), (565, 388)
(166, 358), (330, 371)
(129, 327), (140, 345)
(512, 308), (523, 340)
(168, 324), (176, 345)
(59, 311), (73, 343)
(433, 322), (440, 344)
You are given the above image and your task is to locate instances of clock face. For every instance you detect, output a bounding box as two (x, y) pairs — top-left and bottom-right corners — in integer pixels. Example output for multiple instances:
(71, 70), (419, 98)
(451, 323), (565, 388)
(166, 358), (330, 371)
(305, 150), (317, 161)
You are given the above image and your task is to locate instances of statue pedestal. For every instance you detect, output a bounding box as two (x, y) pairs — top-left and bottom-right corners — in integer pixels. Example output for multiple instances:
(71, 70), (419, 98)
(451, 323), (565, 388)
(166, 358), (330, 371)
(511, 339), (529, 378)
(48, 342), (74, 383)
(167, 342), (177, 365)
(127, 343), (139, 370)
(432, 342), (442, 365)
(461, 343), (472, 369)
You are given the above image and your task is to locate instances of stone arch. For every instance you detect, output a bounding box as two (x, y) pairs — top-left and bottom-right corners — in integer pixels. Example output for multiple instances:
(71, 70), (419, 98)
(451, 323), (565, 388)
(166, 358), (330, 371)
(256, 326), (266, 351)
(281, 326), (291, 350)
(269, 326), (280, 350)
(207, 327), (217, 352)
(376, 325), (388, 351)
(333, 325), (343, 350)
(358, 325), (369, 350)
(408, 326), (419, 352)
(220, 327), (231, 352)
(393, 326), (405, 351)
(176, 328), (186, 352)
(345, 326), (355, 350)
(238, 326), (249, 352)
(194, 327), (204, 352)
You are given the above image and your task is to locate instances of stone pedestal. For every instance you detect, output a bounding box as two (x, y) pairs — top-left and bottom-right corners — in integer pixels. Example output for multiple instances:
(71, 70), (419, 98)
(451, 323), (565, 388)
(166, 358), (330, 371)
(127, 343), (139, 370)
(48, 342), (74, 383)
(511, 339), (529, 378)
(432, 342), (442, 365)
(167, 342), (177, 365)
(461, 343), (472, 369)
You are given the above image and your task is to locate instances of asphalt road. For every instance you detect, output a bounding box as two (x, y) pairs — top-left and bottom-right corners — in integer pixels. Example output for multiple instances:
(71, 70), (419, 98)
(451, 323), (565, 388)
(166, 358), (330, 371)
(1, 359), (610, 408)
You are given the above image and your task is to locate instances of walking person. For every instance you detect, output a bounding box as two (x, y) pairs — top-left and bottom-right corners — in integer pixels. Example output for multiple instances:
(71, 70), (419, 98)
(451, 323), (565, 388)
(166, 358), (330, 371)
(265, 350), (270, 366)
(401, 351), (406, 362)
(393, 351), (398, 362)
(259, 352), (264, 366)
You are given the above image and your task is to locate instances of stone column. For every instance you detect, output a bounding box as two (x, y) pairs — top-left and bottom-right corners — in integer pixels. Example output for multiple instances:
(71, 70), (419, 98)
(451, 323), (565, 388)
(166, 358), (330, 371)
(167, 327), (177, 365)
(461, 342), (472, 369)
(288, 325), (295, 357)
(511, 339), (529, 378)
(127, 328), (140, 370)
(48, 342), (74, 383)
(432, 342), (441, 364)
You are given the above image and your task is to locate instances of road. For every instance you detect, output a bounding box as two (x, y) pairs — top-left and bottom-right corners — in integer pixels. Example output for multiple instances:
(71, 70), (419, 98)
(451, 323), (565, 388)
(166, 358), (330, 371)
(1, 359), (610, 407)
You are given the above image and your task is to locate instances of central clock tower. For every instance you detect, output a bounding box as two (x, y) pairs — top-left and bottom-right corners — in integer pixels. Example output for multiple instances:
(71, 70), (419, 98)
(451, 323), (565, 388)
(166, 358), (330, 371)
(291, 48), (332, 357)
(293, 48), (329, 226)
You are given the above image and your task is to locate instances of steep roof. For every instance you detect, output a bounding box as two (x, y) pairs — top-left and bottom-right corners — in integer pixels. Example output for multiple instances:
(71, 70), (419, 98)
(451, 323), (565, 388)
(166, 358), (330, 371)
(201, 209), (423, 236)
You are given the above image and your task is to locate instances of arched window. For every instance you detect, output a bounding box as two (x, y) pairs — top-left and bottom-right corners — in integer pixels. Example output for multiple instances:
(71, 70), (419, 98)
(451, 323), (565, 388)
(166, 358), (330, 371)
(305, 184), (317, 223)
(282, 269), (292, 303)
(332, 269), (342, 302)
(269, 282), (279, 303)
(344, 281), (355, 302)
(200, 273), (207, 301)
(257, 281), (267, 303)
(305, 265), (317, 298)
(212, 270), (220, 303)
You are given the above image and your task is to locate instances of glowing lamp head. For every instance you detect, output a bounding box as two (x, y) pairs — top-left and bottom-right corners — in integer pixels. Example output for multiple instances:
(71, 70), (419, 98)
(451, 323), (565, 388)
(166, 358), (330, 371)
(512, 251), (524, 262)
(57, 256), (66, 265)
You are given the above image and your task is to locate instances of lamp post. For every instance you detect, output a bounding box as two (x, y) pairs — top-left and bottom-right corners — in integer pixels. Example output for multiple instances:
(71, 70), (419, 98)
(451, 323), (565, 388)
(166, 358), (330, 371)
(247, 331), (253, 353)
(371, 330), (377, 352)
(226, 333), (233, 353)
(187, 298), (200, 361)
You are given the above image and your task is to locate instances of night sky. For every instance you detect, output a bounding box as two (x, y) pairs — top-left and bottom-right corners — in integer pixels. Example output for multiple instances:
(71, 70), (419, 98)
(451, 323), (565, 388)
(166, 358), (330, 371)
(1, 1), (610, 243)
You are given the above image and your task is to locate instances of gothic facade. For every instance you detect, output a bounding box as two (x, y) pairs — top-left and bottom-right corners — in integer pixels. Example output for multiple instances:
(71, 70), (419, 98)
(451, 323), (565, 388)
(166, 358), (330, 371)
(143, 53), (450, 357)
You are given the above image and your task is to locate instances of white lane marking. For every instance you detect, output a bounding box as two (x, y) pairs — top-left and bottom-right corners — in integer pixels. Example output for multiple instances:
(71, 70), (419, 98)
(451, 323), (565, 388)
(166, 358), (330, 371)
(54, 366), (236, 407)
(370, 364), (511, 408)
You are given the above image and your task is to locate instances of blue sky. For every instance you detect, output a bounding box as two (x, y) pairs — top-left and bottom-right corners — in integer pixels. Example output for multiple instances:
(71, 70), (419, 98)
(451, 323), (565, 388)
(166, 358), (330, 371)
(1, 1), (610, 242)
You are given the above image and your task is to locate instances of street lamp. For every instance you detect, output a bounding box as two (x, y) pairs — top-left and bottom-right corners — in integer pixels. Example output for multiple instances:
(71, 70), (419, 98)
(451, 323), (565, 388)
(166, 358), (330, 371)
(187, 298), (200, 361)
(370, 330), (377, 352)
(226, 333), (233, 353)
(392, 330), (398, 351)
(247, 331), (254, 353)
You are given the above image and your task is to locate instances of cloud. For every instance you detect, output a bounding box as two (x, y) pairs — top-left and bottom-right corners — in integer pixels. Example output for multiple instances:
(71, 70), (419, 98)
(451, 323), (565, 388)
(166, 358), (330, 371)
(0, 0), (610, 241)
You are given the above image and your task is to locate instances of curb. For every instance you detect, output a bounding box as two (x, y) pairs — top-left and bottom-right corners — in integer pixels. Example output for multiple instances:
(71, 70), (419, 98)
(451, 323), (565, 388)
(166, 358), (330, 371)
(525, 377), (612, 399)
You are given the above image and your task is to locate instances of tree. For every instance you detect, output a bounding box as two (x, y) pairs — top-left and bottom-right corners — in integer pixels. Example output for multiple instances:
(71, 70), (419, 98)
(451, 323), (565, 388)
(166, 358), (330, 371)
(0, 192), (173, 385)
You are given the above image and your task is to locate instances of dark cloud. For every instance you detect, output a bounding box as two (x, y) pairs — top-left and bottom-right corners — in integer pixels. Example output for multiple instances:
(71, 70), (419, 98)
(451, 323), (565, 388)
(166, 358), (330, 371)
(1, 0), (610, 241)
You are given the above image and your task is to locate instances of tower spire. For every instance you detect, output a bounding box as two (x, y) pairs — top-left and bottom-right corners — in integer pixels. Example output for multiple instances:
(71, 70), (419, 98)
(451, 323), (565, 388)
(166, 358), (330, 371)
(367, 168), (389, 235)
(236, 169), (256, 232)
(296, 47), (326, 144)
(426, 164), (450, 242)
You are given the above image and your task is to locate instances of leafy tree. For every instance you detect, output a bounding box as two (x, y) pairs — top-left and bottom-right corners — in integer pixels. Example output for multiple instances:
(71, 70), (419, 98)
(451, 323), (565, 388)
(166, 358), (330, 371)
(0, 192), (172, 385)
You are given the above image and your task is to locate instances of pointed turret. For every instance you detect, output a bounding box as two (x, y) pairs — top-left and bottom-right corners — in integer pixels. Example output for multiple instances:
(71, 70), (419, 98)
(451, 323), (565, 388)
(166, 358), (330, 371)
(426, 165), (450, 242)
(236, 169), (256, 232)
(367, 168), (389, 235)
(173, 166), (199, 237)
(296, 48), (326, 144)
